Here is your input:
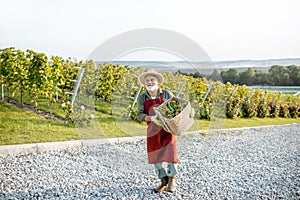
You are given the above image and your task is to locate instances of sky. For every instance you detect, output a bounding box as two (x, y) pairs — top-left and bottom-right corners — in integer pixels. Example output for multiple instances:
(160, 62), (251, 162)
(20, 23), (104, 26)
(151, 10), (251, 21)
(0, 0), (299, 61)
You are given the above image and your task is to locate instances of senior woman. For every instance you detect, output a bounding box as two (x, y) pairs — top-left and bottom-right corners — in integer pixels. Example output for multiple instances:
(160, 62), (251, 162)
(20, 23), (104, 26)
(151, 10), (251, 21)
(136, 69), (178, 193)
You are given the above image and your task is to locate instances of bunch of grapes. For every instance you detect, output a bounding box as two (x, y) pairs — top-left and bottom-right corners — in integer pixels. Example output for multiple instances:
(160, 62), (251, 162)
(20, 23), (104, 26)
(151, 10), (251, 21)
(156, 99), (187, 119)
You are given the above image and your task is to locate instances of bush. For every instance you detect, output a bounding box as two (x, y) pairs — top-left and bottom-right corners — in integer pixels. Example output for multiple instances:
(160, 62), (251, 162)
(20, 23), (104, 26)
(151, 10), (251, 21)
(241, 101), (256, 118)
(257, 100), (269, 118)
(226, 98), (241, 119)
(288, 105), (299, 118)
(268, 102), (279, 118)
(129, 106), (138, 121)
(198, 103), (211, 120)
(279, 104), (290, 118)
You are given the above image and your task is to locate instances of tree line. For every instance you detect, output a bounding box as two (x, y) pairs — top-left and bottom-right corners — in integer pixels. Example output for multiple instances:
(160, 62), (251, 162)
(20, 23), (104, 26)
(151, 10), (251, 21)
(178, 65), (300, 86)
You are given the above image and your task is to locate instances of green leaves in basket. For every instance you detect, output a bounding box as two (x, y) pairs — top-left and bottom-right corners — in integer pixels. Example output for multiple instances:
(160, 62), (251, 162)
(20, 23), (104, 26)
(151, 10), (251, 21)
(157, 99), (187, 119)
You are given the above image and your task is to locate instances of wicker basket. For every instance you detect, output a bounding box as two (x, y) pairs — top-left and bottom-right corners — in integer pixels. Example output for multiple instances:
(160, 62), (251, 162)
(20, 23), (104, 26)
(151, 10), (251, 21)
(154, 97), (194, 136)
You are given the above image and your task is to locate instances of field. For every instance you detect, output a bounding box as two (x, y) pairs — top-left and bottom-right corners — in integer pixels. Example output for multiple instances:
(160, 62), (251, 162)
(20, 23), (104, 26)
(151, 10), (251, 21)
(1, 100), (299, 146)
(0, 49), (299, 146)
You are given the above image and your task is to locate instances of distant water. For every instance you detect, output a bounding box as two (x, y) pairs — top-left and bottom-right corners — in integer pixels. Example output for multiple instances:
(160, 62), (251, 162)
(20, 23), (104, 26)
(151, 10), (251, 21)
(97, 58), (300, 74)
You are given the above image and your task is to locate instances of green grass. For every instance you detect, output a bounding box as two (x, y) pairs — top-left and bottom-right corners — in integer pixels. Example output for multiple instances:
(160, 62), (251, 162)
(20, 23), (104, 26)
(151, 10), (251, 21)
(0, 98), (147, 145)
(8, 91), (67, 119)
(0, 101), (79, 145)
(223, 117), (299, 128)
(0, 100), (299, 146)
(188, 117), (299, 131)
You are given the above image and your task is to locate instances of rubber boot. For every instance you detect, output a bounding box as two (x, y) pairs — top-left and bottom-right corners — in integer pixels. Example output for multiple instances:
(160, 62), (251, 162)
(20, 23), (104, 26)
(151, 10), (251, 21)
(167, 176), (176, 192)
(154, 176), (168, 193)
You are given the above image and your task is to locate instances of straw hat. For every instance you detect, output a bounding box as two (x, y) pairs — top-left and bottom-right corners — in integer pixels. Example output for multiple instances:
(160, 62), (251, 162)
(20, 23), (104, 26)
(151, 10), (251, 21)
(138, 69), (164, 85)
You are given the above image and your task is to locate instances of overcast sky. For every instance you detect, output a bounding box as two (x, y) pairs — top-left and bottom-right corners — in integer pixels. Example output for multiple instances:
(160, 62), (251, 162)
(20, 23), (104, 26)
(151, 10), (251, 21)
(0, 0), (299, 61)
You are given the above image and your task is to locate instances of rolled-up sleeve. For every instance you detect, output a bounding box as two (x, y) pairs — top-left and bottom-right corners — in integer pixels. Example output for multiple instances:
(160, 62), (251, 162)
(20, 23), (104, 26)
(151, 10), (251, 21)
(136, 95), (147, 122)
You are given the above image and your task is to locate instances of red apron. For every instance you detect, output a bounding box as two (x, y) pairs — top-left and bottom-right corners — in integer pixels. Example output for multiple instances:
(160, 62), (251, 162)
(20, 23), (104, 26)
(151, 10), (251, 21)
(144, 94), (178, 164)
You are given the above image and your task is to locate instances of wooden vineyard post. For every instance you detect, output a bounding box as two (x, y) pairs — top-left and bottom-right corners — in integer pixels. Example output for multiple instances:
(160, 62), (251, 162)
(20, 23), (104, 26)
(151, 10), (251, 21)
(216, 87), (237, 117)
(126, 84), (143, 119)
(262, 92), (267, 101)
(246, 92), (254, 103)
(281, 96), (287, 105)
(290, 98), (296, 106)
(194, 83), (213, 118)
(175, 82), (185, 98)
(65, 67), (85, 123)
(272, 94), (277, 104)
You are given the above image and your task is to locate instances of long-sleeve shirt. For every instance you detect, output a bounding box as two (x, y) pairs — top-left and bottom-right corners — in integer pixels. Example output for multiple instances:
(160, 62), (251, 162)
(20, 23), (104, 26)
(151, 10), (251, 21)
(136, 88), (174, 122)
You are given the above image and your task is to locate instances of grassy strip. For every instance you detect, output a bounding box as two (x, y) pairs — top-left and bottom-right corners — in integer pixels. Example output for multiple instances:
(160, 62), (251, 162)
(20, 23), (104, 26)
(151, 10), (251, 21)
(0, 101), (78, 145)
(8, 92), (67, 119)
(0, 101), (299, 146)
(222, 117), (299, 128)
(188, 117), (299, 131)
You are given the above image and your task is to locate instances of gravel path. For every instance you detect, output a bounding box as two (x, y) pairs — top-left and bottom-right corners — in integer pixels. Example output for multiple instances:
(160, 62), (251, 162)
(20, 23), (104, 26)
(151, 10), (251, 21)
(0, 124), (299, 199)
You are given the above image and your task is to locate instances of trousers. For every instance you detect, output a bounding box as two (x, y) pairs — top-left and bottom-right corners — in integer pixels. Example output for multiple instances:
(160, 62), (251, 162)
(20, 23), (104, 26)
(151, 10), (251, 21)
(154, 162), (178, 179)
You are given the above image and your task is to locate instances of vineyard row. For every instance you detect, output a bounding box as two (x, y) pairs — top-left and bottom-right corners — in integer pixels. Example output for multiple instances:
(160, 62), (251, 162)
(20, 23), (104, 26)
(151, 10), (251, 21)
(0, 47), (299, 122)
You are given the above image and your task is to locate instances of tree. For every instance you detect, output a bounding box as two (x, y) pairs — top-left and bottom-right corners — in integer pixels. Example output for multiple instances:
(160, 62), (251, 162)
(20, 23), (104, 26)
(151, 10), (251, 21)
(49, 56), (65, 100)
(26, 50), (51, 111)
(253, 70), (267, 85)
(268, 65), (290, 86)
(287, 65), (300, 86)
(208, 69), (222, 81)
(0, 47), (16, 99)
(96, 63), (128, 103)
(60, 58), (80, 94)
(221, 68), (239, 84)
(239, 68), (256, 85)
(12, 49), (29, 105)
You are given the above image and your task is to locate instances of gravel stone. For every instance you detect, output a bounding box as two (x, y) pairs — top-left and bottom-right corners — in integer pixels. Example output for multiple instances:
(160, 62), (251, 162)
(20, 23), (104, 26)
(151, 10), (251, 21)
(0, 124), (299, 199)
